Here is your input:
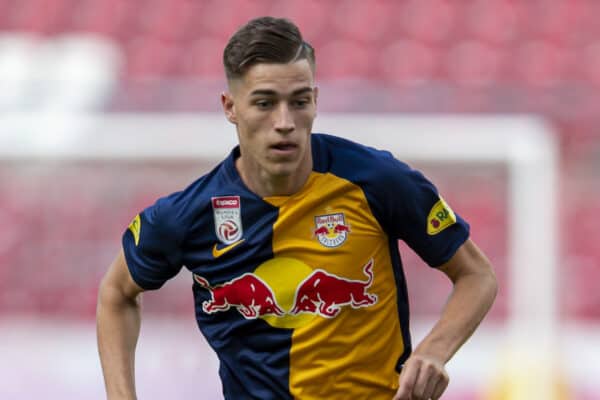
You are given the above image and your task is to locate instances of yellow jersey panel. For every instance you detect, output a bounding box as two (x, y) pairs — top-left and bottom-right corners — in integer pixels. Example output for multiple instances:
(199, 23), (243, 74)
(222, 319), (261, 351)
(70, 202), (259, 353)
(269, 172), (404, 398)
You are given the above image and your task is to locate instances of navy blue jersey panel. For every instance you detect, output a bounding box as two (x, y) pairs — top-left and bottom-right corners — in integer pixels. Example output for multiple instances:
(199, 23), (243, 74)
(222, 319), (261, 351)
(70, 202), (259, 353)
(387, 236), (413, 371)
(194, 285), (294, 400)
(122, 191), (190, 290)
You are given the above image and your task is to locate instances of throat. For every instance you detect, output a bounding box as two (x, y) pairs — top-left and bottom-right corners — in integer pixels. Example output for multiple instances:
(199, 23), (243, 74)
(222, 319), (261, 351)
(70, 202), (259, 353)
(235, 157), (312, 197)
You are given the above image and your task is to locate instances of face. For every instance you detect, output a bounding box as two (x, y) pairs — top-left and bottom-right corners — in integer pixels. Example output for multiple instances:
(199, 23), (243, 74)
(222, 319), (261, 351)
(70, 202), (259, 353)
(222, 59), (318, 187)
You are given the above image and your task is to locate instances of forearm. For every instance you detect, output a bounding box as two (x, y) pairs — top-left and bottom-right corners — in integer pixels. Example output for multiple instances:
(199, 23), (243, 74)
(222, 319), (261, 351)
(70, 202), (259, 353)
(97, 284), (142, 399)
(414, 268), (497, 363)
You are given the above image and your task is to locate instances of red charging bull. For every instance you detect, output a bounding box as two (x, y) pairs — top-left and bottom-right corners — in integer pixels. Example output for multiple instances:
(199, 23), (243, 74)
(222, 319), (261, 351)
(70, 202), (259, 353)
(194, 273), (285, 319)
(313, 226), (329, 236)
(333, 223), (350, 234)
(290, 259), (378, 318)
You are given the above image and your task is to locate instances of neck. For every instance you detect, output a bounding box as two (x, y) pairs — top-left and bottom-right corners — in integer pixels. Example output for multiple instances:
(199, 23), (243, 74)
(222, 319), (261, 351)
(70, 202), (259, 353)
(235, 154), (312, 198)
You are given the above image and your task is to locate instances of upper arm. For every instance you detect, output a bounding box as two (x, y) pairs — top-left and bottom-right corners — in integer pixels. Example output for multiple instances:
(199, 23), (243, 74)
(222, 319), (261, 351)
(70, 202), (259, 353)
(100, 248), (145, 301)
(438, 239), (496, 284)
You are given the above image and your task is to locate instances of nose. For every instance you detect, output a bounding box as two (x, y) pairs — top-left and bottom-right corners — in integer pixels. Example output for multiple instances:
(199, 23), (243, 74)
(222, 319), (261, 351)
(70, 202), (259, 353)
(274, 103), (295, 134)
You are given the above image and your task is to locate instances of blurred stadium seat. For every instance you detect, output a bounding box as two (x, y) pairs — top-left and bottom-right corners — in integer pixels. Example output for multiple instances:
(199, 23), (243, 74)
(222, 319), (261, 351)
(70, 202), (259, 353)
(317, 39), (372, 79)
(0, 0), (599, 339)
(3, 3), (600, 399)
(444, 40), (503, 87)
(379, 39), (436, 86)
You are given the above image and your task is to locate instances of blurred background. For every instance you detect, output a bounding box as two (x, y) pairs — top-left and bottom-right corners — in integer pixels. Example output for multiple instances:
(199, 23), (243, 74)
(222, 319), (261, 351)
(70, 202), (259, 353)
(0, 0), (599, 399)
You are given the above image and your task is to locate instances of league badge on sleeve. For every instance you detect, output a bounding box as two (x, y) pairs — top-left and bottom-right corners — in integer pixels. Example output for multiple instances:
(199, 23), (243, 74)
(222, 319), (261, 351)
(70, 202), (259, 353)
(212, 196), (243, 244)
(128, 214), (141, 246)
(427, 197), (457, 235)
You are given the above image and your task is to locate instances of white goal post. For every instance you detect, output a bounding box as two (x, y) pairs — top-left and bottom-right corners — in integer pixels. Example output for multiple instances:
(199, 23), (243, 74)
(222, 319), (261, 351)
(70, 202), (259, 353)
(0, 113), (559, 399)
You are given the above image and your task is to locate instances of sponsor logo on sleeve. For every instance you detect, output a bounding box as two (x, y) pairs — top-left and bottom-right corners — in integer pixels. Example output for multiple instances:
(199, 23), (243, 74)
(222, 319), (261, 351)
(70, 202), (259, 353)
(427, 197), (457, 235)
(128, 214), (141, 245)
(212, 196), (243, 244)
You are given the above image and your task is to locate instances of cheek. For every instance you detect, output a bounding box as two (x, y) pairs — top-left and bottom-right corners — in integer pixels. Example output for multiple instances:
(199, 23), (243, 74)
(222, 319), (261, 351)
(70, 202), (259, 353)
(240, 110), (269, 133)
(296, 110), (316, 129)
(236, 115), (257, 138)
(237, 116), (269, 149)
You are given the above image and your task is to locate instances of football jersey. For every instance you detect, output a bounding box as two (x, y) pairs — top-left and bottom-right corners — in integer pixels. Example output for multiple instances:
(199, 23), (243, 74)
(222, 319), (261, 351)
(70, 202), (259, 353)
(122, 133), (470, 399)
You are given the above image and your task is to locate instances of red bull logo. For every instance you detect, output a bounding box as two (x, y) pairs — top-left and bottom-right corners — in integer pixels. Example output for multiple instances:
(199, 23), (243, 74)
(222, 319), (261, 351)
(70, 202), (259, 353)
(313, 212), (350, 247)
(194, 273), (284, 319)
(194, 259), (377, 323)
(290, 259), (377, 317)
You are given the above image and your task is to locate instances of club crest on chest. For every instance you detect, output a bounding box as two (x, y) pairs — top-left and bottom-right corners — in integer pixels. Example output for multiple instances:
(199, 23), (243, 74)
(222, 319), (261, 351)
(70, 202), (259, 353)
(313, 212), (350, 248)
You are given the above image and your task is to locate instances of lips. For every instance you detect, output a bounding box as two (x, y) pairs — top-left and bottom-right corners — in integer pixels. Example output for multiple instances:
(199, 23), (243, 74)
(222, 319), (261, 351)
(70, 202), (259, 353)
(270, 141), (297, 151)
(268, 141), (299, 158)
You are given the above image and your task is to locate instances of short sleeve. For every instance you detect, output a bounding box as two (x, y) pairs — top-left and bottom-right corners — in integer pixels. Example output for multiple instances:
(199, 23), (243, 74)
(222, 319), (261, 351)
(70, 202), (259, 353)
(122, 197), (184, 290)
(362, 153), (470, 267)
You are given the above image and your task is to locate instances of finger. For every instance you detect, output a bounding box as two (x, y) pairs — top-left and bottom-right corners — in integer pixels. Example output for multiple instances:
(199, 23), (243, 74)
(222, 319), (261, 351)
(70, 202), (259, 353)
(431, 372), (449, 400)
(394, 361), (419, 400)
(412, 362), (437, 399)
(419, 372), (441, 400)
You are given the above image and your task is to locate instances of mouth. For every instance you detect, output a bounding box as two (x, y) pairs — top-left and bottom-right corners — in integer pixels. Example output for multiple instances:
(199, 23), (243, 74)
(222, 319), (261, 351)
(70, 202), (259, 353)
(269, 141), (298, 155)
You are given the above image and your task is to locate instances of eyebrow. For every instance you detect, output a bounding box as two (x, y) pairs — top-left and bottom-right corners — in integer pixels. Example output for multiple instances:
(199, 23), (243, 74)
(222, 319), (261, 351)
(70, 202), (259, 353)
(249, 87), (314, 97)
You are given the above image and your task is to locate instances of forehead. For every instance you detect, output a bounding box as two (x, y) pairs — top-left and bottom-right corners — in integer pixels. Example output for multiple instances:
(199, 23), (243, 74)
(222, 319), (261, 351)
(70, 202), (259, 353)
(235, 60), (315, 95)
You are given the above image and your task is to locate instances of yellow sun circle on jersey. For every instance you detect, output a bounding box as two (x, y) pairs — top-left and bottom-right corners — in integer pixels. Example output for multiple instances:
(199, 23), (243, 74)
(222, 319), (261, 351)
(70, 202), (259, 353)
(253, 257), (316, 329)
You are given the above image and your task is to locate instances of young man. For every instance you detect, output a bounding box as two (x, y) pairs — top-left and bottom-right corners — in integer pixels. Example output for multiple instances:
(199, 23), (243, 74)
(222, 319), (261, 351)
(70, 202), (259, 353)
(97, 16), (497, 400)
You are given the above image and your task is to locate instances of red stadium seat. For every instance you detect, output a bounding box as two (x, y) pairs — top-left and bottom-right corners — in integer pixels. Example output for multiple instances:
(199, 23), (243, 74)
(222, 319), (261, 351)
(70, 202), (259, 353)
(513, 40), (570, 87)
(176, 37), (226, 79)
(379, 39), (437, 86)
(316, 40), (372, 80)
(577, 1), (600, 45)
(124, 35), (181, 79)
(190, 0), (275, 41)
(563, 197), (600, 319)
(267, 0), (334, 47)
(521, 0), (585, 44)
(0, 0), (18, 30)
(8, 0), (75, 35)
(392, 0), (458, 45)
(444, 40), (504, 87)
(465, 0), (522, 45)
(135, 0), (198, 43)
(330, 0), (393, 44)
(581, 42), (600, 87)
(70, 0), (139, 40)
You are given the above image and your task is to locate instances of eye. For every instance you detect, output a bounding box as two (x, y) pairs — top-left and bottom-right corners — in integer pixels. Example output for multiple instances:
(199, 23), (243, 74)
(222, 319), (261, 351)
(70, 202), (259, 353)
(292, 98), (310, 108)
(255, 99), (273, 109)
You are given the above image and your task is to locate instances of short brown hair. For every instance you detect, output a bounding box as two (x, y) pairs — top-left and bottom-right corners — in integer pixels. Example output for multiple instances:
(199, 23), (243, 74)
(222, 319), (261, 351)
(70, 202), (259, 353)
(223, 16), (315, 80)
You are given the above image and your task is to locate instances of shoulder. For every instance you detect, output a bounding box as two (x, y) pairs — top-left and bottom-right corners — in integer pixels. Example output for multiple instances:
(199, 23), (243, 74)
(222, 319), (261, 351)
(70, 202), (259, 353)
(312, 133), (417, 188)
(142, 159), (230, 240)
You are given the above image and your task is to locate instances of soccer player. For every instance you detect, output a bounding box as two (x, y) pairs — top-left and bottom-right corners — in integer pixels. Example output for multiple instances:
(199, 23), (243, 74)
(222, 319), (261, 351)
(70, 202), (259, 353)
(97, 16), (497, 400)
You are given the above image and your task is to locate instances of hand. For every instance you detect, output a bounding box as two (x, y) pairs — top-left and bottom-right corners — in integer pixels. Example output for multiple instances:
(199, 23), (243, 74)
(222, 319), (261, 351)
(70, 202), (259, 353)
(393, 353), (449, 400)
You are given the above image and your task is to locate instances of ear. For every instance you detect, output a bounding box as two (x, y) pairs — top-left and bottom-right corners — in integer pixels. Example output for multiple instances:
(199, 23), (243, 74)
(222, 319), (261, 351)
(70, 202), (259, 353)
(313, 86), (319, 118)
(221, 92), (237, 125)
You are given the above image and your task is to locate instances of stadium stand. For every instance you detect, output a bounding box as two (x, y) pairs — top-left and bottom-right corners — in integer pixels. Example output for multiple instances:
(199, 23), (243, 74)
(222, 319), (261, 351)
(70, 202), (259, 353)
(1, 0), (599, 323)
